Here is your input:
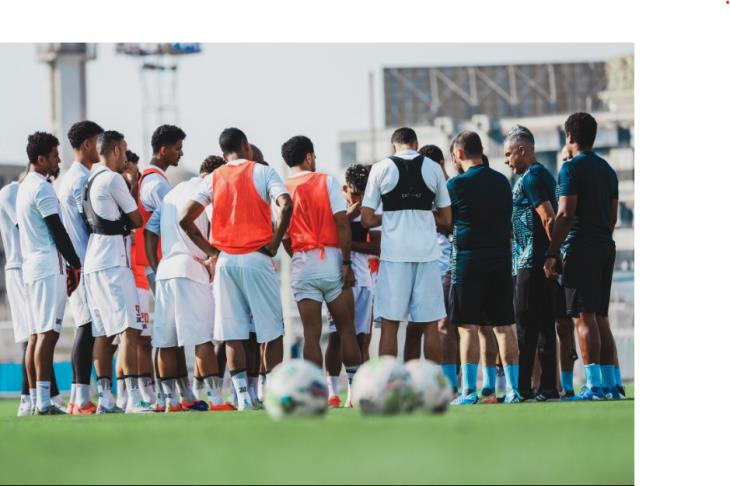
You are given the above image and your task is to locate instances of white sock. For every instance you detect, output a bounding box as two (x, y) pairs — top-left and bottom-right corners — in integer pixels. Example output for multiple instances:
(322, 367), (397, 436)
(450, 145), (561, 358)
(193, 377), (206, 401)
(76, 384), (90, 406)
(230, 379), (238, 408)
(247, 376), (259, 401)
(20, 394), (31, 405)
(204, 376), (223, 406)
(176, 377), (197, 403)
(346, 381), (353, 403)
(116, 377), (127, 407)
(258, 374), (266, 398)
(345, 366), (358, 384)
(161, 379), (179, 407)
(126, 376), (143, 407)
(155, 380), (166, 407)
(327, 376), (340, 397)
(37, 381), (51, 411)
(69, 384), (77, 407)
(97, 378), (114, 408)
(140, 376), (155, 403)
(231, 371), (250, 410)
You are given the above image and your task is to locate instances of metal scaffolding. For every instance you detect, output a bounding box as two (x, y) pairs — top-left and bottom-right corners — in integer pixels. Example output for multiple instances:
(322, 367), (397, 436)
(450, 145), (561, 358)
(384, 62), (607, 128)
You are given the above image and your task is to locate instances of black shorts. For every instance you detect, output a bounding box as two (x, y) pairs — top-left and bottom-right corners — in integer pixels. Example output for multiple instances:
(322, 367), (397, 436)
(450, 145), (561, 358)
(562, 242), (615, 317)
(513, 267), (553, 316)
(449, 263), (514, 326)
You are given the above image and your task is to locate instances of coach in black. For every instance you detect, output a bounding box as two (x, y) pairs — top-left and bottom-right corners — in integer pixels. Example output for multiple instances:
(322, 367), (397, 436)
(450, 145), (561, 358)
(544, 112), (620, 401)
(505, 125), (559, 401)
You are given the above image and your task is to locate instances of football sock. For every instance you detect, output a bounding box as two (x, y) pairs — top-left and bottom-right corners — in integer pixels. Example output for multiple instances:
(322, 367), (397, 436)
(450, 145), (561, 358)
(505, 364), (519, 395)
(614, 367), (624, 387)
(481, 366), (497, 393)
(247, 376), (259, 401)
(258, 374), (266, 398)
(155, 380), (166, 408)
(126, 376), (143, 407)
(345, 366), (358, 385)
(29, 388), (37, 411)
(231, 370), (250, 409)
(327, 376), (340, 397)
(68, 383), (77, 408)
(461, 363), (478, 395)
(496, 367), (506, 395)
(584, 363), (603, 390)
(192, 376), (206, 401)
(20, 394), (31, 406)
(116, 375), (127, 409)
(76, 384), (91, 406)
(204, 376), (223, 406)
(161, 379), (179, 407)
(560, 371), (574, 392)
(230, 380), (238, 408)
(97, 377), (113, 408)
(346, 380), (353, 404)
(37, 381), (51, 411)
(176, 377), (197, 403)
(140, 375), (155, 403)
(600, 365), (616, 390)
(441, 364), (458, 393)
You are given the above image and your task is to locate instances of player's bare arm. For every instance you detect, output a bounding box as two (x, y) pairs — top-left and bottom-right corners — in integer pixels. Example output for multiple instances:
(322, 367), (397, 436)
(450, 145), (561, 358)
(360, 206), (381, 228)
(333, 210), (355, 289)
(544, 195), (577, 278)
(143, 229), (160, 272)
(434, 205), (452, 235)
(260, 193), (293, 257)
(351, 229), (380, 256)
(534, 200), (556, 241)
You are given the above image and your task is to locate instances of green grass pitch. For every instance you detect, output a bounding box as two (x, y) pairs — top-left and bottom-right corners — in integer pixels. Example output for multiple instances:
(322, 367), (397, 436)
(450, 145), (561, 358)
(0, 389), (633, 485)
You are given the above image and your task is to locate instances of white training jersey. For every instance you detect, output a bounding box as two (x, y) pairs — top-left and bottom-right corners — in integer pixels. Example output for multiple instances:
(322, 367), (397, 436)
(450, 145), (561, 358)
(139, 169), (170, 212)
(350, 209), (382, 288)
(83, 165), (139, 274)
(362, 149), (451, 263)
(0, 181), (23, 270)
(146, 176), (210, 285)
(57, 161), (92, 265)
(16, 172), (64, 282)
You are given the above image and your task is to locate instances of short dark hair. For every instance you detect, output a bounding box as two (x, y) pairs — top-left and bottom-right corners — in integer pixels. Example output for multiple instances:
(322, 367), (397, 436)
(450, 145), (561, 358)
(281, 135), (314, 168)
(452, 131), (483, 159)
(126, 150), (139, 164)
(564, 112), (598, 148)
(151, 124), (186, 154)
(345, 164), (370, 192)
(67, 120), (104, 149)
(26, 132), (59, 164)
(98, 130), (125, 157)
(199, 155), (226, 175)
(391, 127), (418, 146)
(218, 128), (248, 155)
(418, 145), (444, 163)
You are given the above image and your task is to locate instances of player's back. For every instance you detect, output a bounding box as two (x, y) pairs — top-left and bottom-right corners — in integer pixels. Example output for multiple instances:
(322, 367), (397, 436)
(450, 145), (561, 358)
(0, 182), (22, 270)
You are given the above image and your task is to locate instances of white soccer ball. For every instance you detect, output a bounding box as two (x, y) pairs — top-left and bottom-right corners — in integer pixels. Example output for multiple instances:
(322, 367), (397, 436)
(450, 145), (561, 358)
(264, 359), (328, 420)
(352, 356), (414, 415)
(405, 359), (451, 414)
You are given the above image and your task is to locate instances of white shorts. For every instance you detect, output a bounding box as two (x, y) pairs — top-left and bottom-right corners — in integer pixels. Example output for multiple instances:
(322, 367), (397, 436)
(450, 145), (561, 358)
(85, 267), (144, 338)
(137, 287), (151, 337)
(26, 273), (66, 335)
(68, 273), (92, 327)
(5, 268), (30, 343)
(374, 260), (446, 323)
(153, 278), (214, 348)
(291, 275), (343, 303)
(214, 252), (284, 344)
(327, 286), (373, 335)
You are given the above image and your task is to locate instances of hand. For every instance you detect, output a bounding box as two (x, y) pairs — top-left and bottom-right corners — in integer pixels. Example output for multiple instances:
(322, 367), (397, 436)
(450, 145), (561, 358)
(543, 256), (561, 279)
(347, 200), (362, 220)
(342, 265), (356, 289)
(66, 266), (81, 297)
(258, 241), (279, 257)
(196, 252), (219, 282)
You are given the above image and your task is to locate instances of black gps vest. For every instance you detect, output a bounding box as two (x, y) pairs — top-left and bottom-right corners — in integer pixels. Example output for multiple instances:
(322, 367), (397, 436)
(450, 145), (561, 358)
(82, 171), (133, 236)
(350, 220), (369, 243)
(381, 155), (435, 212)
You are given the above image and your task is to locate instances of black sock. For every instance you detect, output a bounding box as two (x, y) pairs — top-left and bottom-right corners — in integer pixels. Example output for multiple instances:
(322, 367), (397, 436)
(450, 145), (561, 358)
(71, 323), (94, 385)
(20, 342), (29, 395)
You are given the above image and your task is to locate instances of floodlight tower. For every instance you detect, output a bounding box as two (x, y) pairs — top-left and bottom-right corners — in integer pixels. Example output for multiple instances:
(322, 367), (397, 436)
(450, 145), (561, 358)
(116, 43), (202, 162)
(36, 43), (96, 172)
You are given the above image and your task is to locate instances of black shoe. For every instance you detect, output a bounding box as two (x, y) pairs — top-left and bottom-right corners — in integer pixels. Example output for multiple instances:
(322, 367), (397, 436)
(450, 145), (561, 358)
(520, 390), (536, 401)
(535, 389), (560, 402)
(617, 385), (626, 399)
(561, 390), (575, 399)
(36, 404), (66, 415)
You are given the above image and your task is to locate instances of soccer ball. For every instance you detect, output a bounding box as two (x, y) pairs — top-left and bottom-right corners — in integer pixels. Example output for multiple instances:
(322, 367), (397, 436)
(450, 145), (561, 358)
(263, 359), (328, 420)
(352, 356), (414, 415)
(405, 359), (451, 414)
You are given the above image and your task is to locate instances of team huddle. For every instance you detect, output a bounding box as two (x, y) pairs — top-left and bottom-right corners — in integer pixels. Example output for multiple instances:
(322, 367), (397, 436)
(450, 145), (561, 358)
(0, 111), (625, 416)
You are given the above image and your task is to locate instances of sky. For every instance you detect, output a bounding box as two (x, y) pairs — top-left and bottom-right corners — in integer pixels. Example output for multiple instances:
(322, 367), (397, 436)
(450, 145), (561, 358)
(0, 43), (632, 175)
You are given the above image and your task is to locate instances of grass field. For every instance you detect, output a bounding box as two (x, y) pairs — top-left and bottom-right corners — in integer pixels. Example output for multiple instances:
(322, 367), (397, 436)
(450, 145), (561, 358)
(0, 389), (633, 485)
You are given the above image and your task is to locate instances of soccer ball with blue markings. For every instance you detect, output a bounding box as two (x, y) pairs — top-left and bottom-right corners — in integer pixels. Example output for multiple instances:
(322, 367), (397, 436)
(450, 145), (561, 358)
(405, 359), (451, 414)
(264, 359), (328, 420)
(352, 356), (414, 415)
